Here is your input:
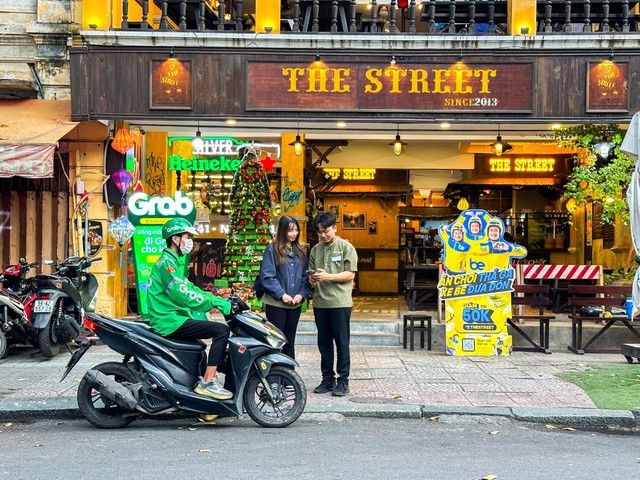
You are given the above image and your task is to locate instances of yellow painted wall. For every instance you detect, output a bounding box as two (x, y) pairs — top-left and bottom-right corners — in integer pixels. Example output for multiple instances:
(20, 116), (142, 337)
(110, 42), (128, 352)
(68, 131), (127, 318)
(256, 0), (281, 33)
(508, 0), (536, 35)
(281, 133), (307, 243)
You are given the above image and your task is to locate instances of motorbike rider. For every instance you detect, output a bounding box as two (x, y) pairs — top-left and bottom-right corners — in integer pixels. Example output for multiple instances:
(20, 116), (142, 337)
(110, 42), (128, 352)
(147, 218), (233, 400)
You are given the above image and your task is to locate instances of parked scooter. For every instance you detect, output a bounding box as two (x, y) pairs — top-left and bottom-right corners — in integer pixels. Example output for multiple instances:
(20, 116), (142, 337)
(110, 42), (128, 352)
(32, 256), (100, 358)
(61, 293), (307, 428)
(0, 259), (39, 358)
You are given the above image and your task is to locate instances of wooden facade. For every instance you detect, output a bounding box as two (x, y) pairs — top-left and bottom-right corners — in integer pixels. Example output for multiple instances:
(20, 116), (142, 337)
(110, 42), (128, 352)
(69, 46), (639, 125)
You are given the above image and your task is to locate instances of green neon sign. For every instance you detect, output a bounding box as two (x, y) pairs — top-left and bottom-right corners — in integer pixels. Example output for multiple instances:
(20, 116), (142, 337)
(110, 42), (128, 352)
(168, 155), (243, 172)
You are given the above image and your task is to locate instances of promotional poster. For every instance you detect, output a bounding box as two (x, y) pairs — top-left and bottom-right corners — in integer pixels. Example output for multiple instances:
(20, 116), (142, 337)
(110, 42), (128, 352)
(438, 209), (527, 356)
(127, 191), (196, 317)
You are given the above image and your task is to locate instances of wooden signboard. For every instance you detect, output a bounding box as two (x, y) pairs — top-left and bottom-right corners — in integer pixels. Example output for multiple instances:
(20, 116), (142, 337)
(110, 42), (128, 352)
(586, 61), (628, 113)
(247, 62), (533, 112)
(150, 59), (192, 110)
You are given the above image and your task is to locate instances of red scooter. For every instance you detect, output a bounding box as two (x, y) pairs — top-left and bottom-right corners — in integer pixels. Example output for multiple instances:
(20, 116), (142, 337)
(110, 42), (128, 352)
(0, 259), (39, 358)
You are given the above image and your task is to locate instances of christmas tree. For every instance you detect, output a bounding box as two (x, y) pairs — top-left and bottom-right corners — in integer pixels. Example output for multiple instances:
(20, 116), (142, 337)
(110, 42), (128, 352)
(219, 149), (272, 304)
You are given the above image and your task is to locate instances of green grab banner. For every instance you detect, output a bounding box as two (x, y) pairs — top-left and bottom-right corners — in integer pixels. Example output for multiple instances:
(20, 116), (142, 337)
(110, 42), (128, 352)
(127, 191), (195, 318)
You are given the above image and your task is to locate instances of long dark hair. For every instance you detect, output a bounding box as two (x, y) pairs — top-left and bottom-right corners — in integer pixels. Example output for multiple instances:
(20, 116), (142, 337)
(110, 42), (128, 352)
(273, 215), (305, 265)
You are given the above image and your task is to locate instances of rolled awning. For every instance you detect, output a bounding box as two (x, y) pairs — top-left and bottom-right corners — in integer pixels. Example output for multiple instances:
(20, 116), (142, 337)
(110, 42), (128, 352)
(0, 99), (78, 178)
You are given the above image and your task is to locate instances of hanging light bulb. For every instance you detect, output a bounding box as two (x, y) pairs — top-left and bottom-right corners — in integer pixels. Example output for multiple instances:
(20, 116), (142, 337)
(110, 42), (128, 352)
(191, 122), (204, 150)
(489, 126), (513, 156)
(389, 124), (407, 156)
(288, 123), (307, 156)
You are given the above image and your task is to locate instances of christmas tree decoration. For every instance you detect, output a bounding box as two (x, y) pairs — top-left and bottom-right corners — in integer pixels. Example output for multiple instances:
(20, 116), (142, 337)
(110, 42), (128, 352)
(221, 149), (273, 305)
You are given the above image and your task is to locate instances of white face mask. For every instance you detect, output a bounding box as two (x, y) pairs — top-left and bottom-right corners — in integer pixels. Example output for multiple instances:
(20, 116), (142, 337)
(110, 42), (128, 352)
(179, 237), (194, 255)
(379, 10), (389, 18)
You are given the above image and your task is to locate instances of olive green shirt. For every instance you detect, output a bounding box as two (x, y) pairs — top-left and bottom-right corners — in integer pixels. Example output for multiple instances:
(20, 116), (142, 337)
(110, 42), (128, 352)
(309, 236), (358, 308)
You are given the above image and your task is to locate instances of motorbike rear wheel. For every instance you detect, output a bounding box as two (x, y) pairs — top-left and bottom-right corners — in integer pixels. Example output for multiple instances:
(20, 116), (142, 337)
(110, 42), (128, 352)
(77, 362), (138, 429)
(0, 331), (7, 359)
(243, 365), (307, 428)
(37, 321), (60, 358)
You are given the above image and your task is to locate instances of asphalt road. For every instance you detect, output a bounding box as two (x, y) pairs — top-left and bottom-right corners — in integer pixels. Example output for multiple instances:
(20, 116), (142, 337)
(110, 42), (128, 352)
(1, 414), (638, 480)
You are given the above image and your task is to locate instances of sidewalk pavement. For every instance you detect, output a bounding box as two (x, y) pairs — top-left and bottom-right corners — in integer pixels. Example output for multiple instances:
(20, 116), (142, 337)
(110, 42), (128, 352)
(0, 343), (637, 430)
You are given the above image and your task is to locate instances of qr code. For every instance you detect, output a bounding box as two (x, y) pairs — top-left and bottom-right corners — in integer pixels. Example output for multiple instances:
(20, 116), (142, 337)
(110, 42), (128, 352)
(462, 338), (475, 352)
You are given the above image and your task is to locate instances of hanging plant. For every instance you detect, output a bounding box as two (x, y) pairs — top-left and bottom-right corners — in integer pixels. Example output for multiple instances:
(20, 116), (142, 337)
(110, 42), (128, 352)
(547, 124), (635, 224)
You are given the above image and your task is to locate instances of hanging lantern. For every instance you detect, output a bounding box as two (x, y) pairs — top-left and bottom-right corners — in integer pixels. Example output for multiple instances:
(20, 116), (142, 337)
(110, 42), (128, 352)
(457, 197), (469, 211)
(107, 215), (136, 246)
(112, 169), (133, 195)
(111, 128), (134, 154)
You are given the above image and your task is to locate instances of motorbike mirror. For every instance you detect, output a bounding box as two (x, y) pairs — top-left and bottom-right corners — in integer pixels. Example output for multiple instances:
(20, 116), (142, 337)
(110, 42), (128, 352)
(19, 257), (26, 264)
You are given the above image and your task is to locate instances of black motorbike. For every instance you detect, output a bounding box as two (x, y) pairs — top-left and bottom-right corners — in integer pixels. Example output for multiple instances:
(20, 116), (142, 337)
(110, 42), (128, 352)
(0, 259), (39, 358)
(32, 256), (100, 358)
(61, 293), (307, 428)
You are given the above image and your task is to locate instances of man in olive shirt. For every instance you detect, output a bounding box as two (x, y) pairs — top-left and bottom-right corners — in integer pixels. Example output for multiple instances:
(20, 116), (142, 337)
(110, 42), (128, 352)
(308, 212), (358, 397)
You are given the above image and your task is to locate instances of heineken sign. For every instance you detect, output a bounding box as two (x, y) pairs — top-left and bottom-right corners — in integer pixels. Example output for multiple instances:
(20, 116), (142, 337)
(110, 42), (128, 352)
(167, 137), (282, 172)
(168, 155), (243, 172)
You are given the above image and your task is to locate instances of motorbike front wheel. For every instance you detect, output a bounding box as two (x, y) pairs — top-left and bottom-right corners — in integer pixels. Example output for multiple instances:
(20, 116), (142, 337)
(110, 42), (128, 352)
(77, 362), (138, 429)
(243, 365), (307, 428)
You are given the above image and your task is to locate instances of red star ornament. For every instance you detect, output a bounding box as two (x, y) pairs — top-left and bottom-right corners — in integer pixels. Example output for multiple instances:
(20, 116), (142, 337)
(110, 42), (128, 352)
(260, 155), (277, 172)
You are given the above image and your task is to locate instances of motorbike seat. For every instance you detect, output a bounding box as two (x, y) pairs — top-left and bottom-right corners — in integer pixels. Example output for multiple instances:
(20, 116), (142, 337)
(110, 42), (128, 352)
(124, 321), (206, 351)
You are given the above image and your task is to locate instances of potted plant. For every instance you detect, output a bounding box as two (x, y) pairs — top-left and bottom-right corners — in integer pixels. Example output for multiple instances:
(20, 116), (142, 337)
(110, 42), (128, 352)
(603, 266), (637, 286)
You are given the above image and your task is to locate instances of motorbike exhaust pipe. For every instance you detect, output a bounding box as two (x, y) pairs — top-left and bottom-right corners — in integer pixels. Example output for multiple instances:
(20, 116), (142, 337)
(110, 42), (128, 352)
(84, 370), (139, 411)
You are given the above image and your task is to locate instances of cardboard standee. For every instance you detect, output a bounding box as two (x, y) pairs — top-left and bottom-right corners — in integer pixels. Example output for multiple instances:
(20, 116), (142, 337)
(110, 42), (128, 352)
(438, 209), (527, 356)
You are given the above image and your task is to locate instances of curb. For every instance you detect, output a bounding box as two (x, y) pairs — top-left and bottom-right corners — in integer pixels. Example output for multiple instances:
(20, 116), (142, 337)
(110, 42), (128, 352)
(0, 397), (637, 430)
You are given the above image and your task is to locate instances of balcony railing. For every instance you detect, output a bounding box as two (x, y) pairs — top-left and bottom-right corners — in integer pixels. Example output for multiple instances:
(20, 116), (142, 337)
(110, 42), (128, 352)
(119, 0), (640, 34)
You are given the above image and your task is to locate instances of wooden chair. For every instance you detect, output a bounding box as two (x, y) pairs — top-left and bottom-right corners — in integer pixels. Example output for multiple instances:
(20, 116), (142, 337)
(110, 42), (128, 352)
(509, 284), (554, 353)
(402, 314), (432, 351)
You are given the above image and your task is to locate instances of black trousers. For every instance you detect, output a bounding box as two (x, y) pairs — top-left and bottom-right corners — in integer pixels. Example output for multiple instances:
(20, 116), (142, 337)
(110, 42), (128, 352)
(265, 305), (302, 359)
(314, 307), (351, 381)
(168, 319), (229, 367)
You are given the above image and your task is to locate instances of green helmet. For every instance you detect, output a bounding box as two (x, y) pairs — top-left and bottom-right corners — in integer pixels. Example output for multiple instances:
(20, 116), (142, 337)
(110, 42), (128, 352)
(161, 218), (197, 239)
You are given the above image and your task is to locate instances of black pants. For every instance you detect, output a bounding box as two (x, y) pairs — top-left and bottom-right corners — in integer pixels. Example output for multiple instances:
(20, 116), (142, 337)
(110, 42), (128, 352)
(265, 305), (302, 359)
(168, 319), (229, 367)
(314, 307), (351, 381)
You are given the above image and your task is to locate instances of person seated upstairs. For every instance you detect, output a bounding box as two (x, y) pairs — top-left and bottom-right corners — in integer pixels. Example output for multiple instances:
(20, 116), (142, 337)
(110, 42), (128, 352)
(147, 217), (233, 400)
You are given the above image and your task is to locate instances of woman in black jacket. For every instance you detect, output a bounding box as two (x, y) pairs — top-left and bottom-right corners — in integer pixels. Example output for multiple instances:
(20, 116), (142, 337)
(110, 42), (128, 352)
(259, 215), (312, 359)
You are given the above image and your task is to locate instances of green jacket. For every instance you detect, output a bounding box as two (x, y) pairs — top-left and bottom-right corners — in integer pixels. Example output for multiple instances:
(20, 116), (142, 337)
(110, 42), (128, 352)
(147, 248), (228, 336)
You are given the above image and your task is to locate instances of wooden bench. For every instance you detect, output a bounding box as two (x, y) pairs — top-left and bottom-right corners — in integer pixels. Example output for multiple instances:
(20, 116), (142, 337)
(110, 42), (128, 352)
(509, 284), (554, 354)
(567, 285), (640, 354)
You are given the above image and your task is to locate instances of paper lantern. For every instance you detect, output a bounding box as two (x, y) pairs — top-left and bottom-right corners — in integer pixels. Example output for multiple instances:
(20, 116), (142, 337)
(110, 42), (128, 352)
(112, 128), (134, 154)
(457, 197), (469, 211)
(112, 169), (133, 195)
(107, 215), (136, 246)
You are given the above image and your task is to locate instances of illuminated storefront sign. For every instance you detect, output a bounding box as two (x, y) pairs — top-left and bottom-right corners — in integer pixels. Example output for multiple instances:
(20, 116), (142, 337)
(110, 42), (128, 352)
(324, 168), (377, 180)
(168, 155), (244, 172)
(247, 62), (532, 112)
(488, 157), (556, 173)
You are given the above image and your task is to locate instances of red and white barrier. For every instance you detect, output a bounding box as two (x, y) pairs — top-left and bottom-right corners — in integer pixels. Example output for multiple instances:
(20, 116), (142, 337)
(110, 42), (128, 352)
(522, 264), (602, 281)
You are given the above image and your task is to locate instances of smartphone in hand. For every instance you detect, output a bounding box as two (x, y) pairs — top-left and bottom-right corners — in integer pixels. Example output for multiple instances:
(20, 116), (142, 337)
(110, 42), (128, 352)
(306, 269), (316, 276)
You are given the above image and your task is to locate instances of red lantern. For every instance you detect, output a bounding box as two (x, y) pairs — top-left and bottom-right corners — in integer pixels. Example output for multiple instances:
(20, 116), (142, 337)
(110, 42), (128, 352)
(111, 128), (134, 154)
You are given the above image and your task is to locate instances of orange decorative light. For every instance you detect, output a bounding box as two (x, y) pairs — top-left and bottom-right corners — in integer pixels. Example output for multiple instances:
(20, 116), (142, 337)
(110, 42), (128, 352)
(112, 128), (134, 154)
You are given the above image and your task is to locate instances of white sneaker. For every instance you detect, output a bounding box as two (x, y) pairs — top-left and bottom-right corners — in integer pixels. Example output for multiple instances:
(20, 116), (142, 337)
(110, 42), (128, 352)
(194, 377), (233, 400)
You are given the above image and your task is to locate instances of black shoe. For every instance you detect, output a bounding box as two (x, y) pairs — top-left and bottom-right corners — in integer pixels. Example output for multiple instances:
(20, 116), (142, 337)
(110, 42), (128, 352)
(332, 381), (349, 397)
(313, 379), (336, 394)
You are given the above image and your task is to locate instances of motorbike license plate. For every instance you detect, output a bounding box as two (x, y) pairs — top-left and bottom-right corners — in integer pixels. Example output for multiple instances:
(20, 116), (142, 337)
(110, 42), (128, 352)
(33, 300), (54, 313)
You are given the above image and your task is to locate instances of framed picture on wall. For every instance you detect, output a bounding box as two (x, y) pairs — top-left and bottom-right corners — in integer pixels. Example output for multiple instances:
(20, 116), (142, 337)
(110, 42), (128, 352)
(327, 204), (340, 219)
(368, 221), (378, 234)
(342, 213), (366, 230)
(150, 59), (193, 110)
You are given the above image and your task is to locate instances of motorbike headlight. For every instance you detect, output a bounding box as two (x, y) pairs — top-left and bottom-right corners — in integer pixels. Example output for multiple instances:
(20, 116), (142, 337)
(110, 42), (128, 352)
(265, 327), (286, 349)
